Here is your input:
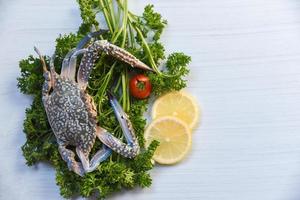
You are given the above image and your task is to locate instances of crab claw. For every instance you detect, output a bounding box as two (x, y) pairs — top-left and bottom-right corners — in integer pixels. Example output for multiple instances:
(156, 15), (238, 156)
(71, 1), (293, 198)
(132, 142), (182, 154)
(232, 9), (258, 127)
(95, 40), (155, 72)
(107, 91), (135, 145)
(96, 91), (139, 158)
(133, 59), (155, 72)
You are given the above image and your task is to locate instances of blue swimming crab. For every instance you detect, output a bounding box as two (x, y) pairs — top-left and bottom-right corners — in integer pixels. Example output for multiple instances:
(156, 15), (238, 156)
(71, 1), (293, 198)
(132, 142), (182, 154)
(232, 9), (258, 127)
(34, 30), (153, 176)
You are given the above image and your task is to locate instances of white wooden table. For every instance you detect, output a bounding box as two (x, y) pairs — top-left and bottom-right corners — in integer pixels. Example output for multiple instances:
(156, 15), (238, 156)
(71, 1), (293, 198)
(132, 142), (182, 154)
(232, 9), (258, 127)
(1, 0), (300, 199)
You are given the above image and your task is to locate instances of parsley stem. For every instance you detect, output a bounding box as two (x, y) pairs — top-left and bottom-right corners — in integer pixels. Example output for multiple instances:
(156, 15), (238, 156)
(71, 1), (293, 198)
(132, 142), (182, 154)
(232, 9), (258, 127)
(134, 27), (161, 74)
(121, 0), (128, 48)
(121, 72), (126, 110)
(114, 0), (160, 73)
(106, 0), (116, 30)
(128, 23), (135, 48)
(99, 0), (113, 32)
(113, 76), (122, 93)
(97, 63), (115, 112)
(111, 0), (128, 45)
(115, 0), (137, 19)
(115, 2), (121, 27)
(125, 68), (130, 111)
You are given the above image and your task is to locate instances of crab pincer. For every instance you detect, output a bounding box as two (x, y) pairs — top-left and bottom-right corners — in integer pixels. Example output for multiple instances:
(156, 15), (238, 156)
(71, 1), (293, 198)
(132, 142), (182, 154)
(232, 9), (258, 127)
(97, 91), (140, 158)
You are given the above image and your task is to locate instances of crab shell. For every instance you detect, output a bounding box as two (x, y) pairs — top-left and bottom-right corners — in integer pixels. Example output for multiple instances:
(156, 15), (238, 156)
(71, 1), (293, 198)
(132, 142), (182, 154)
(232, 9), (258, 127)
(44, 76), (98, 156)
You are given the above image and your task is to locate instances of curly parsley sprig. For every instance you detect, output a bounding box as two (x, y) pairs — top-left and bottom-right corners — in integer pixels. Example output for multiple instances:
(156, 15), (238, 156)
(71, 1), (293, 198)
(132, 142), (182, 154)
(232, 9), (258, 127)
(17, 0), (191, 199)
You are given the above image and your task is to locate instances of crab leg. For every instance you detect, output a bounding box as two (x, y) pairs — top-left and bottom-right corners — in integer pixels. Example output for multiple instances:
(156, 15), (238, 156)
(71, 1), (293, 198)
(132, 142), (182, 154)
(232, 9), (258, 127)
(58, 141), (85, 176)
(61, 49), (76, 77)
(65, 49), (87, 81)
(77, 40), (154, 89)
(60, 30), (108, 80)
(76, 30), (108, 49)
(76, 145), (112, 173)
(96, 92), (139, 158)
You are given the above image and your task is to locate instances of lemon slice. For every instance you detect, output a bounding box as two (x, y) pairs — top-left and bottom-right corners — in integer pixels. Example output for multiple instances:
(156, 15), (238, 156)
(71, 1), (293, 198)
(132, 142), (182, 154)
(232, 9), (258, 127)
(152, 91), (200, 130)
(145, 116), (192, 165)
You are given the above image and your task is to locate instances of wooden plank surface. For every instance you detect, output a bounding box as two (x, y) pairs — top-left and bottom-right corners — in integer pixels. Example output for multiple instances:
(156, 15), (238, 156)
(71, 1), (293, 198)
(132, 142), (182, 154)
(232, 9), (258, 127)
(1, 0), (300, 199)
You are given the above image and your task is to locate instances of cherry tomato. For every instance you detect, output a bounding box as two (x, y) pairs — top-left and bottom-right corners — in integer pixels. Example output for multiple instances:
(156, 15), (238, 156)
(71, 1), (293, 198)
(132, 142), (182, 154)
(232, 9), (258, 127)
(129, 74), (152, 99)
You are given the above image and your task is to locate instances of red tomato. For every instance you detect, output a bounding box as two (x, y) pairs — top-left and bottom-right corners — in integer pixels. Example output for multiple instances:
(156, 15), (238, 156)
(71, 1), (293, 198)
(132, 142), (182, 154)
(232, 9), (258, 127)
(129, 74), (152, 99)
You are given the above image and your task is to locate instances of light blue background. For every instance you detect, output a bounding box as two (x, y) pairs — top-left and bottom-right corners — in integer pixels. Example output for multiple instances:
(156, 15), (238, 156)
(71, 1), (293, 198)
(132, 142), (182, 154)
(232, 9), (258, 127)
(1, 0), (300, 199)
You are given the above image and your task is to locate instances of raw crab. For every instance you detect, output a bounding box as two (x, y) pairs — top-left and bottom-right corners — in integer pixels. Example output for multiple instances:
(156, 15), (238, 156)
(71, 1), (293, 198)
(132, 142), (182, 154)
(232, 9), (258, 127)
(34, 30), (152, 176)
